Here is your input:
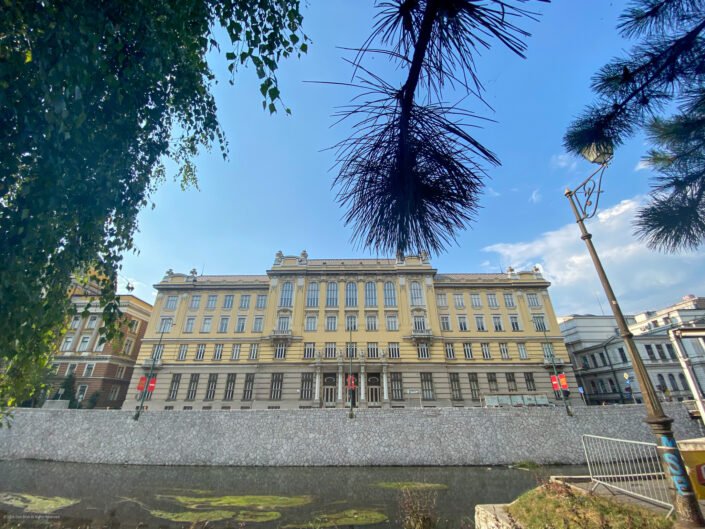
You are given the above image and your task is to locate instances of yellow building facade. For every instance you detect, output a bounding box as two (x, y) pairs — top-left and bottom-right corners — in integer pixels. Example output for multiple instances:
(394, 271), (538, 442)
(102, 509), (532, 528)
(126, 252), (578, 410)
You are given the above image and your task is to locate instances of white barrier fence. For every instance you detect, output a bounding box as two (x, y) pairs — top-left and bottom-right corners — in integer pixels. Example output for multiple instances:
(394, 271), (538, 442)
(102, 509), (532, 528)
(582, 434), (673, 516)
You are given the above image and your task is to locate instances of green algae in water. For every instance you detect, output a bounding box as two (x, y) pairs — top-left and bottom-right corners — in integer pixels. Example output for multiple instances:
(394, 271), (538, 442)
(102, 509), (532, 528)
(235, 510), (281, 522)
(284, 509), (388, 528)
(374, 482), (447, 491)
(157, 494), (312, 510)
(149, 508), (281, 523)
(0, 493), (79, 514)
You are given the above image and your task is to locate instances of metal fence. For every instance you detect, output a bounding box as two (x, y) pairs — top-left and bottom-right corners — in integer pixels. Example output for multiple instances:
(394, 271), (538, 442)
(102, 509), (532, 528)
(582, 434), (673, 516)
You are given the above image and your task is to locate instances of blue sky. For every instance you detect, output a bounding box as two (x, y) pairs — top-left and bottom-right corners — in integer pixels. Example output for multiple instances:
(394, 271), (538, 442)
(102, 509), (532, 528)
(120, 0), (705, 316)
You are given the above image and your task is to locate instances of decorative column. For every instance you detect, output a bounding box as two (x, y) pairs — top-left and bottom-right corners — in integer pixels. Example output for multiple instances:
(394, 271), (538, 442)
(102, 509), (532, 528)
(314, 366), (321, 404)
(382, 364), (389, 405)
(360, 363), (366, 406)
(337, 363), (344, 405)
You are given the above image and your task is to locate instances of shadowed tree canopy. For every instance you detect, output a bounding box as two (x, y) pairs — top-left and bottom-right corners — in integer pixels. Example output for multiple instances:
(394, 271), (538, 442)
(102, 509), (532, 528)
(0, 0), (307, 411)
(332, 0), (547, 256)
(564, 0), (705, 252)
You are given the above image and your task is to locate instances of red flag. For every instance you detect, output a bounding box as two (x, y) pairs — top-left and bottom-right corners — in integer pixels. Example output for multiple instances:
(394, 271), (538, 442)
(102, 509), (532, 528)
(558, 373), (569, 390)
(136, 376), (147, 391)
(147, 377), (157, 392)
(346, 375), (356, 390)
(550, 375), (559, 391)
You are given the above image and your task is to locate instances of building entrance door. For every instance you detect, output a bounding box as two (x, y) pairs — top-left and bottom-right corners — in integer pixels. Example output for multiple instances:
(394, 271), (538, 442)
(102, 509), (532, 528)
(323, 374), (337, 407)
(367, 373), (381, 406)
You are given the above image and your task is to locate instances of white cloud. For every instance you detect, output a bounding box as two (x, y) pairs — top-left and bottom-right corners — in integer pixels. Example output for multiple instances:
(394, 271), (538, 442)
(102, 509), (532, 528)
(529, 189), (542, 204)
(486, 187), (501, 197)
(550, 153), (578, 172)
(634, 159), (652, 171)
(483, 196), (705, 316)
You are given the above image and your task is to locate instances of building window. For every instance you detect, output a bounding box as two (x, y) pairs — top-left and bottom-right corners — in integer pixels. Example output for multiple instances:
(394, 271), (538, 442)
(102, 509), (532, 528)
(386, 313), (399, 331)
(190, 295), (201, 310)
(87, 315), (98, 329)
(186, 374), (200, 400)
(325, 342), (337, 358)
(277, 316), (290, 331)
(417, 343), (430, 359)
(327, 282), (338, 307)
(249, 343), (259, 360)
(487, 373), (499, 392)
(165, 296), (178, 310)
(450, 373), (462, 400)
(346, 314), (358, 331)
(236, 317), (246, 333)
(487, 293), (499, 308)
(306, 282), (319, 307)
(195, 344), (206, 360)
(242, 374), (255, 401)
(213, 344), (224, 361)
(200, 317), (212, 333)
(666, 343), (677, 360)
(206, 295), (217, 310)
(304, 343), (316, 359)
(388, 342), (400, 359)
(253, 316), (264, 332)
(204, 374), (218, 400)
(608, 378), (617, 393)
(458, 316), (468, 331)
(326, 315), (337, 331)
(123, 338), (134, 356)
(645, 344), (656, 361)
(280, 282), (293, 307)
(177, 344), (188, 361)
(270, 373), (283, 400)
(420, 373), (434, 400)
(492, 315), (504, 332)
(77, 385), (88, 402)
(345, 342), (357, 359)
(468, 373), (480, 400)
(440, 315), (451, 331)
(527, 293), (540, 307)
(679, 373), (688, 391)
(510, 315), (521, 332)
(256, 294), (267, 309)
(223, 295), (234, 309)
(481, 343), (491, 360)
(470, 293), (482, 308)
(668, 374), (678, 391)
(346, 282), (358, 307)
(218, 317), (229, 333)
(455, 293), (466, 309)
(365, 282), (377, 307)
(524, 372), (536, 391)
(413, 316), (426, 331)
(410, 282), (423, 306)
(366, 314), (378, 331)
(518, 343), (528, 360)
(656, 374), (667, 392)
(542, 343), (554, 360)
(599, 352), (607, 366)
(475, 315), (486, 332)
(384, 282), (396, 307)
(116, 366), (126, 378)
(367, 343), (379, 359)
(152, 344), (164, 360)
(582, 356), (590, 369)
(305, 315), (317, 331)
(108, 385), (120, 401)
(231, 344), (241, 360)
(506, 373), (517, 392)
(95, 339), (106, 353)
(275, 343), (287, 359)
(70, 316), (80, 330)
(184, 317), (195, 333)
(84, 363), (94, 377)
(159, 317), (173, 334)
(300, 373), (314, 400)
(463, 343), (473, 359)
(77, 335), (91, 352)
(445, 343), (455, 360)
(437, 293), (448, 307)
(390, 373), (404, 400)
(504, 293), (515, 308)
(499, 343), (510, 360)
(655, 344), (667, 360)
(533, 315), (547, 332)
(61, 336), (74, 352)
(67, 363), (77, 376)
(224, 374), (236, 400)
(240, 295), (251, 310)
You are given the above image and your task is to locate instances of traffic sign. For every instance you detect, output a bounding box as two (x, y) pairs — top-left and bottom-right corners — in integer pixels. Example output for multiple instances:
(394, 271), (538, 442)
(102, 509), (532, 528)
(623, 372), (630, 380)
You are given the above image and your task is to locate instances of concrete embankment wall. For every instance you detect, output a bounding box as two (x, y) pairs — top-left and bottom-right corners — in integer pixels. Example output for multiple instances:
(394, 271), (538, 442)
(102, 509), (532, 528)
(0, 404), (702, 466)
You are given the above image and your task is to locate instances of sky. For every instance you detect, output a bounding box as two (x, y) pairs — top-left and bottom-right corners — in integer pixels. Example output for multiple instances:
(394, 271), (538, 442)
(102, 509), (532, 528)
(119, 0), (705, 317)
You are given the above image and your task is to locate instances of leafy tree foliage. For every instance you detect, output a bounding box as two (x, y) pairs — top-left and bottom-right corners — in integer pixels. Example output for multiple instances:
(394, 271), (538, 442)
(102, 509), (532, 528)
(564, 0), (705, 252)
(58, 373), (78, 409)
(0, 1), (307, 411)
(333, 0), (546, 255)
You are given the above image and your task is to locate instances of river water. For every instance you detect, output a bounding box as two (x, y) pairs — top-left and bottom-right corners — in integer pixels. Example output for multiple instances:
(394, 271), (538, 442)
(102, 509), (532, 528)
(0, 461), (585, 528)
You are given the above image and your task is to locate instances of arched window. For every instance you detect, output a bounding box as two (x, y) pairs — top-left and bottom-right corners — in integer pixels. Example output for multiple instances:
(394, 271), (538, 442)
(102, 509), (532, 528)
(346, 282), (357, 307)
(679, 373), (688, 392)
(668, 374), (678, 391)
(657, 374), (666, 391)
(410, 281), (423, 306)
(306, 282), (319, 307)
(279, 281), (293, 307)
(384, 281), (396, 307)
(326, 282), (338, 307)
(365, 281), (377, 307)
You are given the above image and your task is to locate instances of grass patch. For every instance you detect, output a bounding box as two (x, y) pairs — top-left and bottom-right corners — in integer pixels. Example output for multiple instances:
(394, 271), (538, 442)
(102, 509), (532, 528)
(374, 482), (447, 491)
(507, 482), (673, 529)
(0, 493), (79, 514)
(512, 460), (540, 470)
(156, 494), (312, 510)
(283, 509), (388, 528)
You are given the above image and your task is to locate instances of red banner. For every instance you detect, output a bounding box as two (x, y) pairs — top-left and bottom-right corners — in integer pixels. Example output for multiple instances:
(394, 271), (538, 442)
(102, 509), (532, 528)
(147, 377), (157, 392)
(550, 375), (559, 391)
(136, 376), (147, 391)
(346, 374), (356, 390)
(558, 373), (569, 390)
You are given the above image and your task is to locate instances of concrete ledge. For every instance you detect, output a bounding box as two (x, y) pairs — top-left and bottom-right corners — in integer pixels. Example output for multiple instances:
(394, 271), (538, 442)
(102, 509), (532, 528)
(475, 504), (514, 529)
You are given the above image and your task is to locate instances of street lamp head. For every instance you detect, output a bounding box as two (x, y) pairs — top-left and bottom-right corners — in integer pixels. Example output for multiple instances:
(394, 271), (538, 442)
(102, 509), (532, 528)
(580, 143), (613, 165)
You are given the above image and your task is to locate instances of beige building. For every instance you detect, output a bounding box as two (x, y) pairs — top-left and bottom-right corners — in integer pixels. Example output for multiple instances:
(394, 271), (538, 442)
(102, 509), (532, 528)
(126, 252), (579, 410)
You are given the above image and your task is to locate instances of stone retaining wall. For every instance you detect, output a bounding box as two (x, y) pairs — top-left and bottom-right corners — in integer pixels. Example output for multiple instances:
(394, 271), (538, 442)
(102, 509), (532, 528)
(0, 404), (702, 466)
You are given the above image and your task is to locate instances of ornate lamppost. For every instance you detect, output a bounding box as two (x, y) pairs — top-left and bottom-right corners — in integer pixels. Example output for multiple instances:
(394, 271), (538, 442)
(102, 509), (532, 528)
(565, 148), (704, 525)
